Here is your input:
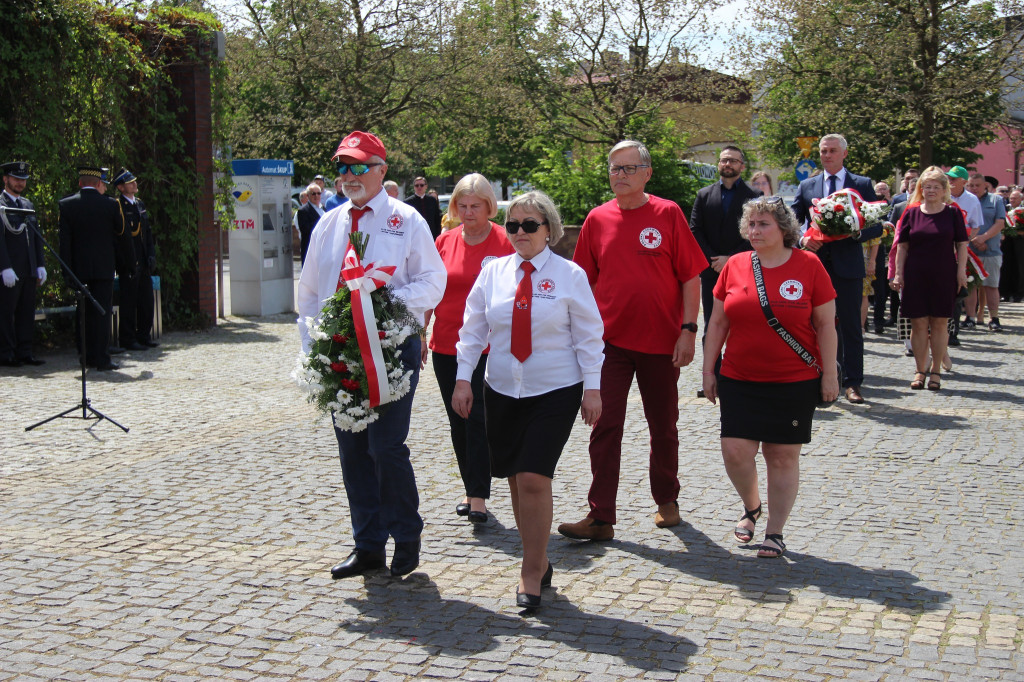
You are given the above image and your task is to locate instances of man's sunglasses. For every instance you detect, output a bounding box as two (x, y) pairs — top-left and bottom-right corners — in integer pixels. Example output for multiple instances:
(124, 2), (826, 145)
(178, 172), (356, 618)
(505, 219), (547, 234)
(336, 162), (384, 176)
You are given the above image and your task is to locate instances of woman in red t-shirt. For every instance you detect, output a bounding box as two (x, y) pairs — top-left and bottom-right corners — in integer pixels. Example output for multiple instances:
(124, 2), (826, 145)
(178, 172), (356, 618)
(423, 173), (514, 524)
(702, 196), (839, 559)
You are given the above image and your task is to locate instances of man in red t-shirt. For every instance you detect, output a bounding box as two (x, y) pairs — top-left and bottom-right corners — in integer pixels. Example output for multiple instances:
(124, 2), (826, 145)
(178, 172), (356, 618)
(558, 140), (707, 541)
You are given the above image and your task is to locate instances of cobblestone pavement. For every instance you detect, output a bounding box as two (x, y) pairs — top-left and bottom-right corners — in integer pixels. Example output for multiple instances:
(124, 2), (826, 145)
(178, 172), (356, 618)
(2, 300), (1023, 680)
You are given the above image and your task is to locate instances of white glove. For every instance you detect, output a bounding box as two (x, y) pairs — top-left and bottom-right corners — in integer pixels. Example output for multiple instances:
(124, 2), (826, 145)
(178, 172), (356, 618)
(37, 267), (47, 284)
(2, 268), (17, 288)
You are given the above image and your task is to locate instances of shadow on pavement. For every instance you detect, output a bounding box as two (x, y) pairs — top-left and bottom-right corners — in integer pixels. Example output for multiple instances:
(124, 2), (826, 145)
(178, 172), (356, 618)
(552, 522), (950, 614)
(341, 577), (696, 671)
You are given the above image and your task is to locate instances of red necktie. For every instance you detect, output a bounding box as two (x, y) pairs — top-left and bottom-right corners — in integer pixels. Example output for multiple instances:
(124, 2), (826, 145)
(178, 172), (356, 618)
(511, 261), (534, 363)
(350, 207), (369, 232)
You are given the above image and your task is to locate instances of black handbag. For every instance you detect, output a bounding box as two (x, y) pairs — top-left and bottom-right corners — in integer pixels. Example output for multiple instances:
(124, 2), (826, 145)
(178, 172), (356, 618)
(750, 252), (838, 407)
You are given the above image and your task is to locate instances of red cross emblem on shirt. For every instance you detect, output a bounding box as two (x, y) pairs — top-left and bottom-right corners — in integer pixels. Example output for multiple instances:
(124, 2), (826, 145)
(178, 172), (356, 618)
(538, 278), (555, 293)
(639, 227), (662, 249)
(785, 284), (800, 296)
(387, 214), (403, 229)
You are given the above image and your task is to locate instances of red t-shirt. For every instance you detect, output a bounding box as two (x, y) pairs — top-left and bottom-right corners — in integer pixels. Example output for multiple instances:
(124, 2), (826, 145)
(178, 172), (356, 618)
(430, 223), (514, 355)
(573, 195), (708, 354)
(714, 249), (836, 383)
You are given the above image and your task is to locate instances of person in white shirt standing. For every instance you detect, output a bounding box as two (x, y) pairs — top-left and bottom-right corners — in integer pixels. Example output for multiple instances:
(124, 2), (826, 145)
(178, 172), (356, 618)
(453, 191), (604, 611)
(297, 131), (446, 580)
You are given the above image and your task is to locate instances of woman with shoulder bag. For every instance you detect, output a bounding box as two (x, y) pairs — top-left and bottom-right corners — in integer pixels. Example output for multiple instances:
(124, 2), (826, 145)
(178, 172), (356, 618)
(702, 196), (838, 558)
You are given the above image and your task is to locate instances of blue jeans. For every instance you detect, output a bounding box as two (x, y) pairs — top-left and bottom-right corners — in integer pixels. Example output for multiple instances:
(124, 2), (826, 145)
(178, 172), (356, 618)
(333, 336), (422, 552)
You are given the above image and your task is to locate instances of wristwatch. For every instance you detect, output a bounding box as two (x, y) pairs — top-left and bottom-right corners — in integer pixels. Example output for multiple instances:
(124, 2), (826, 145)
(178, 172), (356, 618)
(680, 322), (698, 333)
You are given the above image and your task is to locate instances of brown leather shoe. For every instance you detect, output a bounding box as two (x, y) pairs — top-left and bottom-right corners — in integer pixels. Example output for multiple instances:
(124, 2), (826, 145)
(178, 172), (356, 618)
(655, 501), (681, 528)
(845, 386), (865, 404)
(557, 517), (614, 541)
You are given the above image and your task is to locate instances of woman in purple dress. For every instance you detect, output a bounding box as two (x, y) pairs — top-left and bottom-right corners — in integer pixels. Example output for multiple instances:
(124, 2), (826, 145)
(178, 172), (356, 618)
(891, 166), (968, 391)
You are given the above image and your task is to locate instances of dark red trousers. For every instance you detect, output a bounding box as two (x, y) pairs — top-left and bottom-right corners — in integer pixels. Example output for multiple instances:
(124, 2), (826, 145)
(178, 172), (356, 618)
(587, 342), (680, 524)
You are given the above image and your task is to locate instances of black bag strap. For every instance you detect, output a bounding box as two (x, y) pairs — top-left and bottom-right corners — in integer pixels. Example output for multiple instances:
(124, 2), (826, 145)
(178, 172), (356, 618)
(750, 252), (823, 375)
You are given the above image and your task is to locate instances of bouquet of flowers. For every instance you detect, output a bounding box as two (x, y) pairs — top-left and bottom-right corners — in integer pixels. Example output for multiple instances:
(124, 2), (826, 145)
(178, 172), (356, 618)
(1004, 206), (1024, 238)
(807, 188), (891, 243)
(965, 248), (989, 292)
(878, 220), (896, 248)
(293, 232), (421, 431)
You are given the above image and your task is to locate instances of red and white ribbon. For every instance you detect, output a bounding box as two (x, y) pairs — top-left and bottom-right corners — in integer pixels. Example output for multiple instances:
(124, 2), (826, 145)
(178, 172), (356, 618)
(338, 243), (397, 408)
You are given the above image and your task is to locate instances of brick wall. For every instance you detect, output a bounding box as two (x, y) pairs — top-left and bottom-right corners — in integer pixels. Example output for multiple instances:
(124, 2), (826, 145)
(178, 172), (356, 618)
(168, 58), (217, 327)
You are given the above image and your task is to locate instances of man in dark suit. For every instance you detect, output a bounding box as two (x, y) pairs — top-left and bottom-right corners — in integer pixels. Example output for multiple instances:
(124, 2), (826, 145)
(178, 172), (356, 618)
(405, 176), (442, 239)
(689, 145), (759, 395)
(113, 168), (158, 350)
(296, 182), (324, 265)
(1, 161), (47, 367)
(58, 166), (130, 371)
(791, 134), (881, 404)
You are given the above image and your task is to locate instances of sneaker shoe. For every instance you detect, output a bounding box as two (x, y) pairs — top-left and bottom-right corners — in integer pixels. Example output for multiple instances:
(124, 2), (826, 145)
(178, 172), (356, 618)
(948, 336), (961, 347)
(989, 318), (1002, 331)
(960, 318), (976, 330)
(557, 517), (614, 541)
(655, 501), (681, 528)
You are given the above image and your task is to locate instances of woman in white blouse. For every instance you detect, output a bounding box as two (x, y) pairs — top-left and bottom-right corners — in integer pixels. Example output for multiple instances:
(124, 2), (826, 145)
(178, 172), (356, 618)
(453, 191), (604, 612)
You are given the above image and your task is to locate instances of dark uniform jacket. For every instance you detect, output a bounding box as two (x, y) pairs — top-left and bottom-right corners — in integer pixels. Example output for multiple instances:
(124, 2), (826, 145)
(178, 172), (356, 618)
(1, 193), (44, 277)
(117, 195), (156, 273)
(58, 188), (130, 282)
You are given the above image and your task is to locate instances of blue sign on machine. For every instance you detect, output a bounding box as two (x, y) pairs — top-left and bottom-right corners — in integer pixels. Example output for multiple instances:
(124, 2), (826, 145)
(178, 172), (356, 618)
(231, 159), (294, 176)
(795, 158), (817, 182)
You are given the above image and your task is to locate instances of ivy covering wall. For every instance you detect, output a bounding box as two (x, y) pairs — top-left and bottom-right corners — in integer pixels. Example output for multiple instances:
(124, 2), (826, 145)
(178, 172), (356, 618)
(0, 0), (224, 333)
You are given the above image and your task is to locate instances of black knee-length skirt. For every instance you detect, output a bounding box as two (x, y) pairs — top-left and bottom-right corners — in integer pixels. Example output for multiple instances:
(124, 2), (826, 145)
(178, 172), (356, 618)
(718, 375), (819, 444)
(484, 382), (583, 479)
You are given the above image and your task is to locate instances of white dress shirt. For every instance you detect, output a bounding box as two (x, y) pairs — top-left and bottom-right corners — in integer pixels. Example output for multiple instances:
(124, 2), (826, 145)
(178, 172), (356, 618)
(456, 247), (604, 398)
(297, 188), (446, 353)
(822, 168), (847, 197)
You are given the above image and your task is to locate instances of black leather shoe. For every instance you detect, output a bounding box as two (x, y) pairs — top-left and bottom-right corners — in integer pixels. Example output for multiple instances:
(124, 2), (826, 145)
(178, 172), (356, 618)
(108, 346), (125, 355)
(455, 502), (471, 516)
(468, 510), (488, 524)
(141, 340), (160, 348)
(330, 549), (386, 579)
(123, 342), (148, 351)
(541, 562), (553, 588)
(17, 356), (45, 366)
(516, 591), (541, 610)
(390, 540), (420, 576)
(94, 362), (120, 371)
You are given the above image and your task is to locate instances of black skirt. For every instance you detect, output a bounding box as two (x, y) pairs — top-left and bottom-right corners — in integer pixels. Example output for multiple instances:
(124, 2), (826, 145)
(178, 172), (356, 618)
(718, 375), (819, 445)
(484, 382), (584, 479)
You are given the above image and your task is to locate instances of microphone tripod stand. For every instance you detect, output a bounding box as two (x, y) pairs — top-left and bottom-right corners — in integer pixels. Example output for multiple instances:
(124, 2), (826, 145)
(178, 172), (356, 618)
(1, 205), (129, 433)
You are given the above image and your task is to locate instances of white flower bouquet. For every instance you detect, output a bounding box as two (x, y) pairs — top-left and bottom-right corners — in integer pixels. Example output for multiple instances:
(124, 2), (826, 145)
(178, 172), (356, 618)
(808, 188), (891, 242)
(292, 232), (421, 431)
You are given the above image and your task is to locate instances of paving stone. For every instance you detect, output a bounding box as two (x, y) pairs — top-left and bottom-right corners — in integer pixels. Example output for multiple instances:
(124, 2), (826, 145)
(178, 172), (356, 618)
(2, 298), (1024, 679)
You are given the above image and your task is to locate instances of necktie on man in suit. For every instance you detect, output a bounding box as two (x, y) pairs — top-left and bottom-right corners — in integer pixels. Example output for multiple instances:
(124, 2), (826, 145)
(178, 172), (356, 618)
(827, 174), (837, 197)
(511, 261), (534, 362)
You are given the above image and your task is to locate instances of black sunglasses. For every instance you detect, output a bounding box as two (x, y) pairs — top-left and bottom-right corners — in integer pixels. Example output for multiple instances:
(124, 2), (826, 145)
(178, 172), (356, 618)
(505, 219), (546, 234)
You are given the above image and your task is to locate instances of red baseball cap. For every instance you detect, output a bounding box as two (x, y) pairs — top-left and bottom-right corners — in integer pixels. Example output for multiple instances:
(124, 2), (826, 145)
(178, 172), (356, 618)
(332, 131), (387, 163)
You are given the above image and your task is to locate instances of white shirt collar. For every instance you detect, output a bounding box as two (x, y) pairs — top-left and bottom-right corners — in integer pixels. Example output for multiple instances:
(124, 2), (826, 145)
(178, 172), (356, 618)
(2, 190), (19, 203)
(514, 245), (552, 271)
(344, 188), (389, 220)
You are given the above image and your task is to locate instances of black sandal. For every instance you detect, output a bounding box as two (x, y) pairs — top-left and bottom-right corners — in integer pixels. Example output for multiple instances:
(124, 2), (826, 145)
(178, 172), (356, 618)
(758, 533), (786, 558)
(927, 372), (941, 390)
(734, 504), (762, 544)
(910, 370), (926, 390)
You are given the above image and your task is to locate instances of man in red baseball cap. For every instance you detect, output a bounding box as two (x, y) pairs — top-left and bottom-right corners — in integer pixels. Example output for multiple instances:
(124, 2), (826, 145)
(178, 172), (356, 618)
(297, 131), (447, 580)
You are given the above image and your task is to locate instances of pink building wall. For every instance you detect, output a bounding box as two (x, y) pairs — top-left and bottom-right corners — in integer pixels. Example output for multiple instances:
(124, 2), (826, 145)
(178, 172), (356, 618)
(970, 123), (1024, 187)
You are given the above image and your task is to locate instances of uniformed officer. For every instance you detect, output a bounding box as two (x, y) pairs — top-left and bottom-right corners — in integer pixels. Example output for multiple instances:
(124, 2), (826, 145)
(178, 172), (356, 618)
(112, 168), (158, 350)
(1, 161), (47, 367)
(58, 166), (131, 371)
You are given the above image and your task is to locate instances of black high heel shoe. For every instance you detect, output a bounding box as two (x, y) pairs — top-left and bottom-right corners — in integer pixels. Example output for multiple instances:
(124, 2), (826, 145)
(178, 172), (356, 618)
(541, 562), (553, 588)
(516, 591), (541, 610)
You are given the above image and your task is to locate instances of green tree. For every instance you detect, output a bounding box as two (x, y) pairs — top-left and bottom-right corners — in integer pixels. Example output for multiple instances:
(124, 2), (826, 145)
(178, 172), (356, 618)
(747, 0), (1024, 178)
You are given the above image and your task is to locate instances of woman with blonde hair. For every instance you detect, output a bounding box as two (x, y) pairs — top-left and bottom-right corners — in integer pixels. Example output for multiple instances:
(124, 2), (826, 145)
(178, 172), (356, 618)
(891, 166), (969, 390)
(425, 173), (514, 524)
